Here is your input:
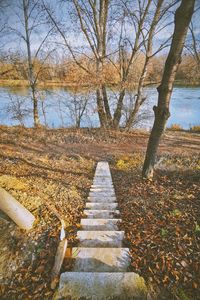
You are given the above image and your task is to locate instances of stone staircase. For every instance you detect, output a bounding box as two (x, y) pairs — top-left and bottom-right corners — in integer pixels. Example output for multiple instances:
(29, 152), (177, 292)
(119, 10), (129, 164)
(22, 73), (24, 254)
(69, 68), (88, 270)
(56, 162), (147, 299)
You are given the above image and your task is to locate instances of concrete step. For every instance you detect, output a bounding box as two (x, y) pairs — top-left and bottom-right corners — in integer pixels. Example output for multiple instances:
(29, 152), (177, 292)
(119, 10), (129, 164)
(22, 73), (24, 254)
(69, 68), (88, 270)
(93, 176), (112, 179)
(84, 209), (120, 219)
(93, 179), (113, 184)
(81, 219), (121, 231)
(58, 272), (147, 300)
(94, 177), (112, 181)
(89, 193), (116, 199)
(77, 231), (124, 247)
(94, 171), (111, 175)
(86, 202), (118, 210)
(92, 183), (113, 187)
(87, 196), (117, 202)
(90, 187), (115, 192)
(72, 247), (131, 272)
(91, 184), (113, 188)
(89, 190), (115, 194)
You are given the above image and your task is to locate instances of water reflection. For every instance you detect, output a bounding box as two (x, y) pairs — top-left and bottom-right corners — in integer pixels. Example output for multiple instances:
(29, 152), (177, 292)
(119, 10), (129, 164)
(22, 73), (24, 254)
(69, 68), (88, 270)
(0, 85), (199, 129)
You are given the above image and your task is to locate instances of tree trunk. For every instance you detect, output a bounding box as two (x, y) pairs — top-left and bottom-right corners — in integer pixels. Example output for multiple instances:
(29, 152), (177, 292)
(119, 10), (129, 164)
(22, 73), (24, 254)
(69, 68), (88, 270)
(142, 0), (195, 179)
(125, 58), (149, 130)
(96, 87), (107, 128)
(23, 0), (40, 128)
(32, 87), (40, 127)
(112, 88), (126, 128)
(41, 99), (47, 127)
(0, 187), (35, 230)
(102, 84), (112, 126)
(126, 0), (164, 130)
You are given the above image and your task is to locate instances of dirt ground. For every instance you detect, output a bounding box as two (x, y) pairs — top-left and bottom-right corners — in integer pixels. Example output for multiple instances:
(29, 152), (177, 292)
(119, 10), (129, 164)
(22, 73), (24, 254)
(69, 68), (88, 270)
(0, 126), (199, 299)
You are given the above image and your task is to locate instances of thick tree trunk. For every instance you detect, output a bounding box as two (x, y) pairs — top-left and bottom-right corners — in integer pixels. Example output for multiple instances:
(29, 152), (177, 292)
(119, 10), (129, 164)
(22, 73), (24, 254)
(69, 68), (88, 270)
(112, 88), (126, 128)
(0, 187), (35, 230)
(142, 0), (195, 179)
(142, 106), (170, 178)
(102, 84), (112, 125)
(96, 87), (107, 128)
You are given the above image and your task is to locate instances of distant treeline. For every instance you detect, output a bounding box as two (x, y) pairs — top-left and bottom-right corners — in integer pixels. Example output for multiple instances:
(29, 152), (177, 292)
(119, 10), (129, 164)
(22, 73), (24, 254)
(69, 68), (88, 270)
(0, 53), (199, 87)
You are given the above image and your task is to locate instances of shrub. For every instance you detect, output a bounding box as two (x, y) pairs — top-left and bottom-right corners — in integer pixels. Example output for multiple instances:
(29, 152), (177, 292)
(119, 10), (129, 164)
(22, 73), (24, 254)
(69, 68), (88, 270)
(189, 125), (200, 133)
(168, 124), (183, 131)
(116, 153), (144, 170)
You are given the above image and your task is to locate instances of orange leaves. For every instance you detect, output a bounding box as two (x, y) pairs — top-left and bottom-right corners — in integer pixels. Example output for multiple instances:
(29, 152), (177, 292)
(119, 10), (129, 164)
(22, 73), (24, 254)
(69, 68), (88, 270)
(112, 159), (200, 299)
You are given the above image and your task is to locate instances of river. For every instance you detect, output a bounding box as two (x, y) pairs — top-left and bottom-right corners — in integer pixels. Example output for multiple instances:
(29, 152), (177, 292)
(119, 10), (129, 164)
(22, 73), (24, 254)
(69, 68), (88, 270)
(0, 85), (199, 129)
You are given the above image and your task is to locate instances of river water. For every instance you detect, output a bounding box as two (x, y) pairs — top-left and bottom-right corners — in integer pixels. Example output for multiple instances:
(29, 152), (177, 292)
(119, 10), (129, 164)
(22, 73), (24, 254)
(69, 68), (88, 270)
(0, 85), (199, 129)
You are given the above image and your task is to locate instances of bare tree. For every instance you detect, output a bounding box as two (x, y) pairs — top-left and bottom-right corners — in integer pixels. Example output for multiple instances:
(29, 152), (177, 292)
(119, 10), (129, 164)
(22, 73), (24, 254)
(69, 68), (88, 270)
(6, 0), (55, 127)
(125, 0), (165, 130)
(22, 0), (56, 127)
(64, 94), (89, 128)
(22, 0), (41, 126)
(43, 0), (184, 130)
(0, 0), (10, 56)
(189, 22), (200, 67)
(142, 0), (195, 179)
(6, 95), (31, 126)
(111, 0), (153, 128)
(44, 0), (156, 128)
(113, 0), (178, 130)
(44, 0), (111, 127)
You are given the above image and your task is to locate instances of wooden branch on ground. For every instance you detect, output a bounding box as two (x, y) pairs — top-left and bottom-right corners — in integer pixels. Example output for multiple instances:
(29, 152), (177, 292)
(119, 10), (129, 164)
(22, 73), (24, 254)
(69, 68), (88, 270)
(51, 238), (68, 289)
(43, 198), (68, 289)
(0, 187), (35, 230)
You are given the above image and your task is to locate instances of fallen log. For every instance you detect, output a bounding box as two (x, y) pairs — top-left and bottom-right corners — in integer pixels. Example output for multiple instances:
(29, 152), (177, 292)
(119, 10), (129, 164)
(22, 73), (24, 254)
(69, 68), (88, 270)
(0, 187), (35, 230)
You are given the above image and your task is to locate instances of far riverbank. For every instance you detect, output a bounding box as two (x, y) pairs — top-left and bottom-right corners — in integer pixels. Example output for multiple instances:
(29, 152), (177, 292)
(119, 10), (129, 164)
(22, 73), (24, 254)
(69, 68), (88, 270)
(0, 79), (200, 89)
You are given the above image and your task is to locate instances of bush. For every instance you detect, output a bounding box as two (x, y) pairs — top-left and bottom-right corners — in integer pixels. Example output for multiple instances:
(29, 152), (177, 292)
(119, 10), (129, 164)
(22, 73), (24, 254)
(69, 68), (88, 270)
(167, 124), (183, 131)
(116, 153), (144, 171)
(189, 125), (200, 133)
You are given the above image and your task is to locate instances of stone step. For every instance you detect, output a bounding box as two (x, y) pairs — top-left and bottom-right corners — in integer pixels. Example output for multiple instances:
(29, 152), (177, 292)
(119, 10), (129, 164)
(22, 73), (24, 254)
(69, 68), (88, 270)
(77, 231), (124, 247)
(72, 247), (131, 272)
(58, 272), (147, 300)
(91, 184), (113, 188)
(94, 177), (112, 180)
(87, 196), (117, 202)
(93, 179), (113, 184)
(92, 182), (113, 187)
(93, 179), (113, 183)
(90, 189), (114, 193)
(81, 219), (121, 231)
(91, 186), (114, 190)
(89, 192), (115, 198)
(90, 187), (115, 192)
(94, 170), (111, 174)
(84, 209), (120, 219)
(86, 202), (118, 210)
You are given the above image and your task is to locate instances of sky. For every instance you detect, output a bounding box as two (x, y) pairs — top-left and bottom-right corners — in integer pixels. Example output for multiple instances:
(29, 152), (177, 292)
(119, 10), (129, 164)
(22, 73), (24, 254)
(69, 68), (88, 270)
(0, 0), (199, 61)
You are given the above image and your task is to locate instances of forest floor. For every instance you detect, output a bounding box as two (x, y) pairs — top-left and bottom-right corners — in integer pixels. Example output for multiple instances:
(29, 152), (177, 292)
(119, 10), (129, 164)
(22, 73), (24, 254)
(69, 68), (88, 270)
(0, 126), (199, 300)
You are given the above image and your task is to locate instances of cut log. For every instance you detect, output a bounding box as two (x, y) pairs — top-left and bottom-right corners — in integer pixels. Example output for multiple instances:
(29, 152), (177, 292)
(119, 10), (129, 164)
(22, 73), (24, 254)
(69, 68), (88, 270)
(0, 187), (35, 230)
